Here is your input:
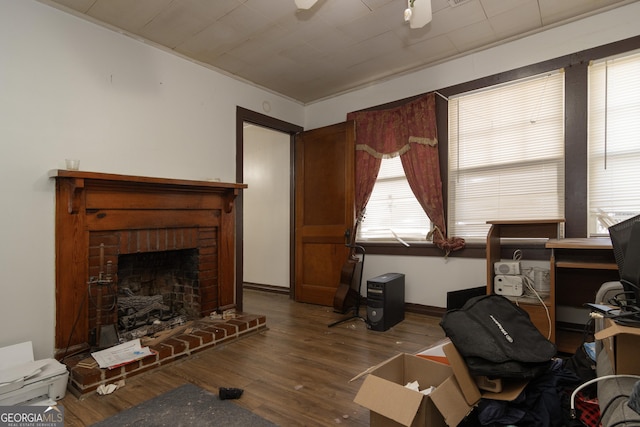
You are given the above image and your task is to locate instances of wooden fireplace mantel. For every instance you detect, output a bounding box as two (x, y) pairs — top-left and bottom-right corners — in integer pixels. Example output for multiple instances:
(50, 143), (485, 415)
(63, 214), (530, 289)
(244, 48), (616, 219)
(51, 170), (246, 358)
(50, 170), (246, 214)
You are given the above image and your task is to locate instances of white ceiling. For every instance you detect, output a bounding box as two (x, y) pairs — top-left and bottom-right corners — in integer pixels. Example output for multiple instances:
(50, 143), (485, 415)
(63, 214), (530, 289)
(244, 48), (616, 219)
(41, 0), (636, 104)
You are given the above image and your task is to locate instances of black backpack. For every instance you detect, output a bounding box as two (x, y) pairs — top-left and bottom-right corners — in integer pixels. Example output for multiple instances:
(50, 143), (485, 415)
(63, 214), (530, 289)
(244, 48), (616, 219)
(440, 294), (557, 379)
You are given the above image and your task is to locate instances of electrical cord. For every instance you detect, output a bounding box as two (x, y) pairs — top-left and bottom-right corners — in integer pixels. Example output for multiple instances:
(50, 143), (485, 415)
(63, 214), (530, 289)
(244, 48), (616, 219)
(87, 278), (117, 312)
(610, 292), (640, 315)
(592, 297), (640, 325)
(521, 274), (552, 340)
(61, 283), (90, 363)
(507, 249), (552, 340)
(62, 277), (118, 361)
(513, 249), (523, 261)
(570, 375), (640, 420)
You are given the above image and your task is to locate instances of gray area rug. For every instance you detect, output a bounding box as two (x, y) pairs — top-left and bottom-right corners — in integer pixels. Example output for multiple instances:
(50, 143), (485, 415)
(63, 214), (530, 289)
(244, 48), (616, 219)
(91, 383), (277, 427)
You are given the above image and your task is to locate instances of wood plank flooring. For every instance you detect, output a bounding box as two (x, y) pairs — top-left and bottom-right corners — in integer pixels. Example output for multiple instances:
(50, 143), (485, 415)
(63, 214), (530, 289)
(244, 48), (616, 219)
(60, 289), (446, 426)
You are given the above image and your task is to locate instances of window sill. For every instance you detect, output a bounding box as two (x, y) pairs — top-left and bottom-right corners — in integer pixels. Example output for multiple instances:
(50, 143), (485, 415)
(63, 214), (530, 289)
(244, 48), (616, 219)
(357, 240), (486, 258)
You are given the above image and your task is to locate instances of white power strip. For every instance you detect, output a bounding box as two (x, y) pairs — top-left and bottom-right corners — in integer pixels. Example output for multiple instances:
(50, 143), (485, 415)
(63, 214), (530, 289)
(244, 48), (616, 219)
(494, 275), (524, 296)
(494, 261), (521, 275)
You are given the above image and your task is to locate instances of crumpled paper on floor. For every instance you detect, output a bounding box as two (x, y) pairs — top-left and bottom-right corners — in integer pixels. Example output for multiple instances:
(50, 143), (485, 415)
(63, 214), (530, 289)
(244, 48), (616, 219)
(97, 379), (126, 396)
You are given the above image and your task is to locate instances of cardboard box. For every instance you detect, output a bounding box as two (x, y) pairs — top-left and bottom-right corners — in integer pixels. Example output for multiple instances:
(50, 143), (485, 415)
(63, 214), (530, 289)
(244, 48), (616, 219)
(354, 343), (527, 427)
(595, 318), (640, 375)
(354, 353), (457, 427)
(416, 339), (503, 393)
(441, 343), (526, 406)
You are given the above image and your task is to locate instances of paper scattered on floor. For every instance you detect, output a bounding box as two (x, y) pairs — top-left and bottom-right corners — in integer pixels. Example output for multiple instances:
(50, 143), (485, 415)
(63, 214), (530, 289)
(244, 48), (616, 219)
(91, 339), (154, 369)
(97, 380), (126, 395)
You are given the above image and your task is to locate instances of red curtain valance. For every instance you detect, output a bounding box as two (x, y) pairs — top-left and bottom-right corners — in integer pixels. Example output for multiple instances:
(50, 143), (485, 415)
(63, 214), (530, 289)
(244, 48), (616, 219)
(347, 93), (465, 255)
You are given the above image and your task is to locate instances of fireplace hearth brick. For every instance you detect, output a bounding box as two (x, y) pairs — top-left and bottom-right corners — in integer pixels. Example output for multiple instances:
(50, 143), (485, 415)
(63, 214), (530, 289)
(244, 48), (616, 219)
(64, 313), (266, 397)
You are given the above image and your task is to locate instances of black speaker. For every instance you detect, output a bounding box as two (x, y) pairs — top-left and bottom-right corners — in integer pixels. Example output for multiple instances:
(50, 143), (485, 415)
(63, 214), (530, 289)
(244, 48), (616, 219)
(366, 273), (405, 331)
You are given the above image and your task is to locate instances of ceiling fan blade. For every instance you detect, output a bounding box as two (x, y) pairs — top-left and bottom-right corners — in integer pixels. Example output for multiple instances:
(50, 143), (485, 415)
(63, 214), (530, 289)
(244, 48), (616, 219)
(295, 0), (318, 10)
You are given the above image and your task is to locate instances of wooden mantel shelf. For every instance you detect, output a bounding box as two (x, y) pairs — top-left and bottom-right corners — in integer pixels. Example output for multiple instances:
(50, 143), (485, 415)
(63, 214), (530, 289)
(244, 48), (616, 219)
(50, 170), (247, 214)
(49, 169), (247, 191)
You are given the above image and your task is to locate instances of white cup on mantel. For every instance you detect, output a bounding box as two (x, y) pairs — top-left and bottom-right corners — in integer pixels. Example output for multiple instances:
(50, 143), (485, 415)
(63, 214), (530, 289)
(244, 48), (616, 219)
(65, 159), (80, 170)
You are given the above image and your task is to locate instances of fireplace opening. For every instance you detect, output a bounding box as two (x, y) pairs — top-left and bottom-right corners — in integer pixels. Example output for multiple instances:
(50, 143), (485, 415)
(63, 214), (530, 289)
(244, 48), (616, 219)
(116, 249), (200, 341)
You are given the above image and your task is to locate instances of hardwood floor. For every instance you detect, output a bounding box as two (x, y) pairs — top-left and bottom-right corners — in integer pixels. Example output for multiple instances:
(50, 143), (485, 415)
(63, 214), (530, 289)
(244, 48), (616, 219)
(60, 289), (446, 426)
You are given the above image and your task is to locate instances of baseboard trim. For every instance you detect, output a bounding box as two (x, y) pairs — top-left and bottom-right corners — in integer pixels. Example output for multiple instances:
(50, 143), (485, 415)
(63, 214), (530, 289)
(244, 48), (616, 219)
(404, 302), (446, 318)
(244, 282), (290, 295)
(243, 285), (445, 318)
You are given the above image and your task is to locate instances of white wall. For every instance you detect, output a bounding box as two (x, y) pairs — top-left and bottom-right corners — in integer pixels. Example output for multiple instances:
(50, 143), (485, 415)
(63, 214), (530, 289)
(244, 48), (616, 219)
(305, 1), (640, 309)
(243, 125), (290, 288)
(0, 0), (303, 359)
(364, 255), (485, 307)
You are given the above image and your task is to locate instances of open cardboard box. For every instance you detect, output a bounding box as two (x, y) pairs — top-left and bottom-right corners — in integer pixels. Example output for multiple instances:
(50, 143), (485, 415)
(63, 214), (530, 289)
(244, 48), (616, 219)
(354, 343), (527, 427)
(595, 317), (640, 375)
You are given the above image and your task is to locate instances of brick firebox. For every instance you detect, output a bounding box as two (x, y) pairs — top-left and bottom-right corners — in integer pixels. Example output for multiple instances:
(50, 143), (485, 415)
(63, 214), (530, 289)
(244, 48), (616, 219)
(87, 228), (213, 343)
(51, 170), (247, 360)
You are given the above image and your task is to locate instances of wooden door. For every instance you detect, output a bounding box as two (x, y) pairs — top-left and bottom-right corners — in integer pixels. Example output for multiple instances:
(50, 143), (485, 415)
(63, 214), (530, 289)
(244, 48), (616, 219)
(294, 121), (355, 306)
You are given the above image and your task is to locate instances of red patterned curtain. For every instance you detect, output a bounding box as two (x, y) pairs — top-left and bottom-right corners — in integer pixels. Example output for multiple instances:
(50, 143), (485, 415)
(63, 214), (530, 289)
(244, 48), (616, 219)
(346, 93), (465, 255)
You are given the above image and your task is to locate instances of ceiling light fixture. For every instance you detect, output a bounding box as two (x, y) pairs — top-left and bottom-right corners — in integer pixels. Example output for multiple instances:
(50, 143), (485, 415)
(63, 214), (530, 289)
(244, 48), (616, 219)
(404, 0), (432, 29)
(293, 0), (430, 27)
(295, 0), (318, 10)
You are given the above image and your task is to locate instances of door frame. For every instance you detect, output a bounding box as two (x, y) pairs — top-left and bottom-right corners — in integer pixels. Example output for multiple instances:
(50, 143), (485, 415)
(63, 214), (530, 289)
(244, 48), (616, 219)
(235, 107), (303, 311)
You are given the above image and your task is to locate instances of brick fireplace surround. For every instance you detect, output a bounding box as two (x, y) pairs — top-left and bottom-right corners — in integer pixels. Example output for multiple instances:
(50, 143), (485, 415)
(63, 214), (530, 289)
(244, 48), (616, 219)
(51, 170), (261, 395)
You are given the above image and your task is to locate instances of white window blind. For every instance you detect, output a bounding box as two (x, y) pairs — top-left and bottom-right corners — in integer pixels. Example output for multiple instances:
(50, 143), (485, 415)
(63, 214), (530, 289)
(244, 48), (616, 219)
(448, 72), (565, 240)
(357, 156), (431, 242)
(588, 50), (640, 235)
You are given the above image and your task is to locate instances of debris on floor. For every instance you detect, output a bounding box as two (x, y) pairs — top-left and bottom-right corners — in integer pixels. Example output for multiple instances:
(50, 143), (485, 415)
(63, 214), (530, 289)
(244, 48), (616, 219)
(96, 379), (125, 396)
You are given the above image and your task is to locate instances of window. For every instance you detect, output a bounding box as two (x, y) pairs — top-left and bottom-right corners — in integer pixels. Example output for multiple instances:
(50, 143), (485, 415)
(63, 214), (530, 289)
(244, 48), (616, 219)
(588, 50), (640, 235)
(448, 72), (565, 240)
(357, 156), (431, 243)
